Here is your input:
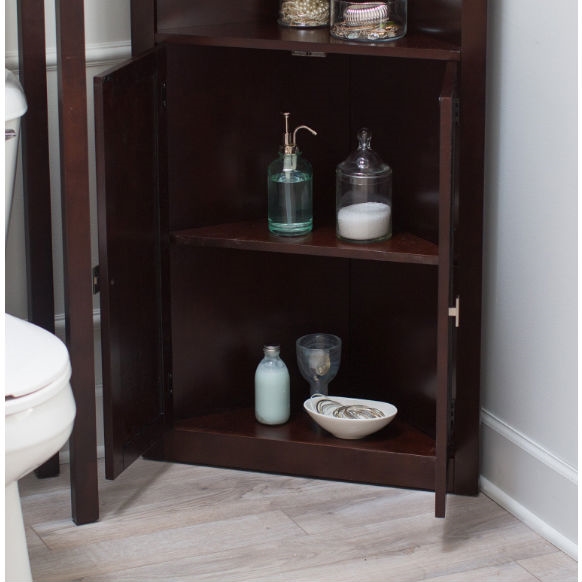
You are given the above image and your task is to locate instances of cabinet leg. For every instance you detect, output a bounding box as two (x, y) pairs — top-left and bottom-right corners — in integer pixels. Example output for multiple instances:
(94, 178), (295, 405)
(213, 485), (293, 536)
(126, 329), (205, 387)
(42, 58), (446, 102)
(435, 491), (446, 518)
(55, 0), (100, 525)
(34, 452), (60, 478)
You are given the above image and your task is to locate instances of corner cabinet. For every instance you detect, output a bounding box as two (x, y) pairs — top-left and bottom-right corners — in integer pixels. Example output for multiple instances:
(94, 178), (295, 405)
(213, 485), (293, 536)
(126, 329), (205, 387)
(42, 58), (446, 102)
(94, 0), (487, 517)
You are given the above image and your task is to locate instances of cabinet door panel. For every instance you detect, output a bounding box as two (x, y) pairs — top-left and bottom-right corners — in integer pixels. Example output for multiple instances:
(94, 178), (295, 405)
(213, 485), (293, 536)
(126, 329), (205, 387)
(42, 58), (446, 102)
(94, 51), (165, 479)
(435, 61), (458, 516)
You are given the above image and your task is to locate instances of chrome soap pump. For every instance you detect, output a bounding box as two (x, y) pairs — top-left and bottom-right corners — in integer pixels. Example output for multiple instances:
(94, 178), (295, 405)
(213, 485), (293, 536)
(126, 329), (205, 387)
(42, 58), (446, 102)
(268, 113), (317, 236)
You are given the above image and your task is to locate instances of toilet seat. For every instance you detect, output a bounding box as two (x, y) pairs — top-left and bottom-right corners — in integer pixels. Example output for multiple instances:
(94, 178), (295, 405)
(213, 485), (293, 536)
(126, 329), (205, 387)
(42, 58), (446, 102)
(5, 314), (72, 415)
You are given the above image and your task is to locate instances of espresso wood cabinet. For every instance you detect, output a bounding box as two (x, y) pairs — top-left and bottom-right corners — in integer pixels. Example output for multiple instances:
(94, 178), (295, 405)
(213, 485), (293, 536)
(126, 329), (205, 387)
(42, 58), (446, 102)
(95, 0), (486, 517)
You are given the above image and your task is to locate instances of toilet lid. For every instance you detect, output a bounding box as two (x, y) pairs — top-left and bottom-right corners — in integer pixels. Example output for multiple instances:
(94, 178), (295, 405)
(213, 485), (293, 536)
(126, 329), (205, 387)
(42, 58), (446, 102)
(4, 314), (71, 399)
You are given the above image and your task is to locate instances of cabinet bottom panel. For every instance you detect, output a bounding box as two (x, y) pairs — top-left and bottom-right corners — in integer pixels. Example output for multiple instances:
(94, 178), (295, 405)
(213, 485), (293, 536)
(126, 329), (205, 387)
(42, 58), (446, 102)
(144, 408), (437, 491)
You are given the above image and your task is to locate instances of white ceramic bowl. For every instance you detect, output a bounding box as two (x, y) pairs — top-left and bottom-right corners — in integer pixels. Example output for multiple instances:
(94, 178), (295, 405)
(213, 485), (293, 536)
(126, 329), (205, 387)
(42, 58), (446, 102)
(304, 395), (397, 439)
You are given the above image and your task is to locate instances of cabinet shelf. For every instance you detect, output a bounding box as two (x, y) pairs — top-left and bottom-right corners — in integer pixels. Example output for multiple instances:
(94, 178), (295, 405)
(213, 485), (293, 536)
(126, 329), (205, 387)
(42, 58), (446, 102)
(156, 23), (461, 61)
(172, 221), (439, 265)
(145, 407), (437, 491)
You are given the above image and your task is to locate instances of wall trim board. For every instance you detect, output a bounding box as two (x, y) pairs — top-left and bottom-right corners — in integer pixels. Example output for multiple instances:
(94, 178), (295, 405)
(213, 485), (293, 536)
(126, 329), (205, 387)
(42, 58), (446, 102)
(5, 40), (131, 70)
(480, 476), (578, 560)
(481, 408), (577, 486)
(480, 409), (578, 560)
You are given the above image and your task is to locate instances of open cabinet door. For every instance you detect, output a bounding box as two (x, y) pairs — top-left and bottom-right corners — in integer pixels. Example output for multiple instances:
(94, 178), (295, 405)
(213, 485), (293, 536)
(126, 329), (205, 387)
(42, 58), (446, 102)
(435, 61), (459, 517)
(94, 50), (166, 479)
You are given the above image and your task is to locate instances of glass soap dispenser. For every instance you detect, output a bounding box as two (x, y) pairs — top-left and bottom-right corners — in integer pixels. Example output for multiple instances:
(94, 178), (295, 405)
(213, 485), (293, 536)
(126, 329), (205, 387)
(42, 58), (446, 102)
(336, 128), (392, 242)
(268, 113), (316, 237)
(255, 345), (291, 425)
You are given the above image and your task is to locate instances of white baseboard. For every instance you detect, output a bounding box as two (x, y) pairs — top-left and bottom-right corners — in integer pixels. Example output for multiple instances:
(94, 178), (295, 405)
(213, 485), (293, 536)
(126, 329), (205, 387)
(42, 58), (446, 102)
(480, 409), (578, 560)
(5, 40), (131, 70)
(480, 476), (578, 560)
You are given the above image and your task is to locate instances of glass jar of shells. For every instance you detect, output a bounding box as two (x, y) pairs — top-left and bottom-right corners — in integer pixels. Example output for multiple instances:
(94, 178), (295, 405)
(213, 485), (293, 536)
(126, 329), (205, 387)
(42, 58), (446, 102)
(278, 0), (330, 28)
(330, 0), (407, 42)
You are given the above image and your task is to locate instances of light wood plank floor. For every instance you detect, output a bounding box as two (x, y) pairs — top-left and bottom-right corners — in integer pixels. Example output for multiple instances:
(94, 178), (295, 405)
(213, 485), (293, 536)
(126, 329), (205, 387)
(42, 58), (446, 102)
(18, 458), (577, 581)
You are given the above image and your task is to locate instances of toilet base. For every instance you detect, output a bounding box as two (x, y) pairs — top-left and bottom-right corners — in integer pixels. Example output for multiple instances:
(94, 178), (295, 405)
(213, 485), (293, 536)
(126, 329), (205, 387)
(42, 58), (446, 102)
(5, 481), (33, 582)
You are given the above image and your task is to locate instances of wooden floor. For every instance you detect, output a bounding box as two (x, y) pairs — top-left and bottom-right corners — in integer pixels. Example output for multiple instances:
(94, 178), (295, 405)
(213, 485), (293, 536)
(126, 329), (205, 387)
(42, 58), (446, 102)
(18, 458), (577, 581)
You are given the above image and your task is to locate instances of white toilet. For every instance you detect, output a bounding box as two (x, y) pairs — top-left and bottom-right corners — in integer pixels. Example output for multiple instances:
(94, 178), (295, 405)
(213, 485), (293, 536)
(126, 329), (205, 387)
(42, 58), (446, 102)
(5, 69), (76, 582)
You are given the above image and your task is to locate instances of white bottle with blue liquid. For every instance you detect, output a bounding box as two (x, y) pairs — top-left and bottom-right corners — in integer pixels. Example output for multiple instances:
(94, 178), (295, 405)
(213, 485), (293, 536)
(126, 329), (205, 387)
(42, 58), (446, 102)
(255, 345), (290, 425)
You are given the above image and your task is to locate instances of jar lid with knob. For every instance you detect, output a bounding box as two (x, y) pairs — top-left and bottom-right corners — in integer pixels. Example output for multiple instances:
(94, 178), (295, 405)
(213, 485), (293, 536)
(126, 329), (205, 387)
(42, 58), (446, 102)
(336, 128), (393, 243)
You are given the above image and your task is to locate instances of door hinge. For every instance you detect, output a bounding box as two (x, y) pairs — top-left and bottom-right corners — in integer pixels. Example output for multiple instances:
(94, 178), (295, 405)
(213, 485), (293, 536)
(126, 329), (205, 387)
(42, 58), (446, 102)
(448, 295), (460, 327)
(92, 265), (100, 294)
(291, 50), (327, 58)
(161, 80), (167, 110)
(448, 397), (456, 455)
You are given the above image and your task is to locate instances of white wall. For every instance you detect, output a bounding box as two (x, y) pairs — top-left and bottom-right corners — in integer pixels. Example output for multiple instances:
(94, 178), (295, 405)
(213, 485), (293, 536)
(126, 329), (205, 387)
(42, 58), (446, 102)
(5, 0), (577, 558)
(480, 0), (578, 558)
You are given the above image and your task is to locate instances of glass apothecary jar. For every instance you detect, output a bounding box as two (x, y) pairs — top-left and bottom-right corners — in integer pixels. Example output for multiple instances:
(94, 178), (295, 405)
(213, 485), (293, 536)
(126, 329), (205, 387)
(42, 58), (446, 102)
(278, 0), (330, 28)
(336, 128), (392, 243)
(330, 0), (407, 42)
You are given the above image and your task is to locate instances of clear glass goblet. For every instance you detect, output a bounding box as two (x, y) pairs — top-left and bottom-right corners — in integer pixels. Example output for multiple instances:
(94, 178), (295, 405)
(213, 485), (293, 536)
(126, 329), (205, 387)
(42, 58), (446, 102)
(296, 333), (342, 397)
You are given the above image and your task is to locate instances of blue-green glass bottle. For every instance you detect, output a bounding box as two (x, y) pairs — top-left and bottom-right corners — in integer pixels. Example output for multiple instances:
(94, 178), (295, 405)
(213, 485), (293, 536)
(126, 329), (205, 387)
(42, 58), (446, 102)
(268, 113), (316, 236)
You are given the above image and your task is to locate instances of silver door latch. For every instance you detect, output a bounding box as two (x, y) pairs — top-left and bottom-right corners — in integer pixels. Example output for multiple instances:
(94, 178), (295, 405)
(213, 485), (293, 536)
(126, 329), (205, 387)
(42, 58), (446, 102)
(448, 296), (460, 327)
